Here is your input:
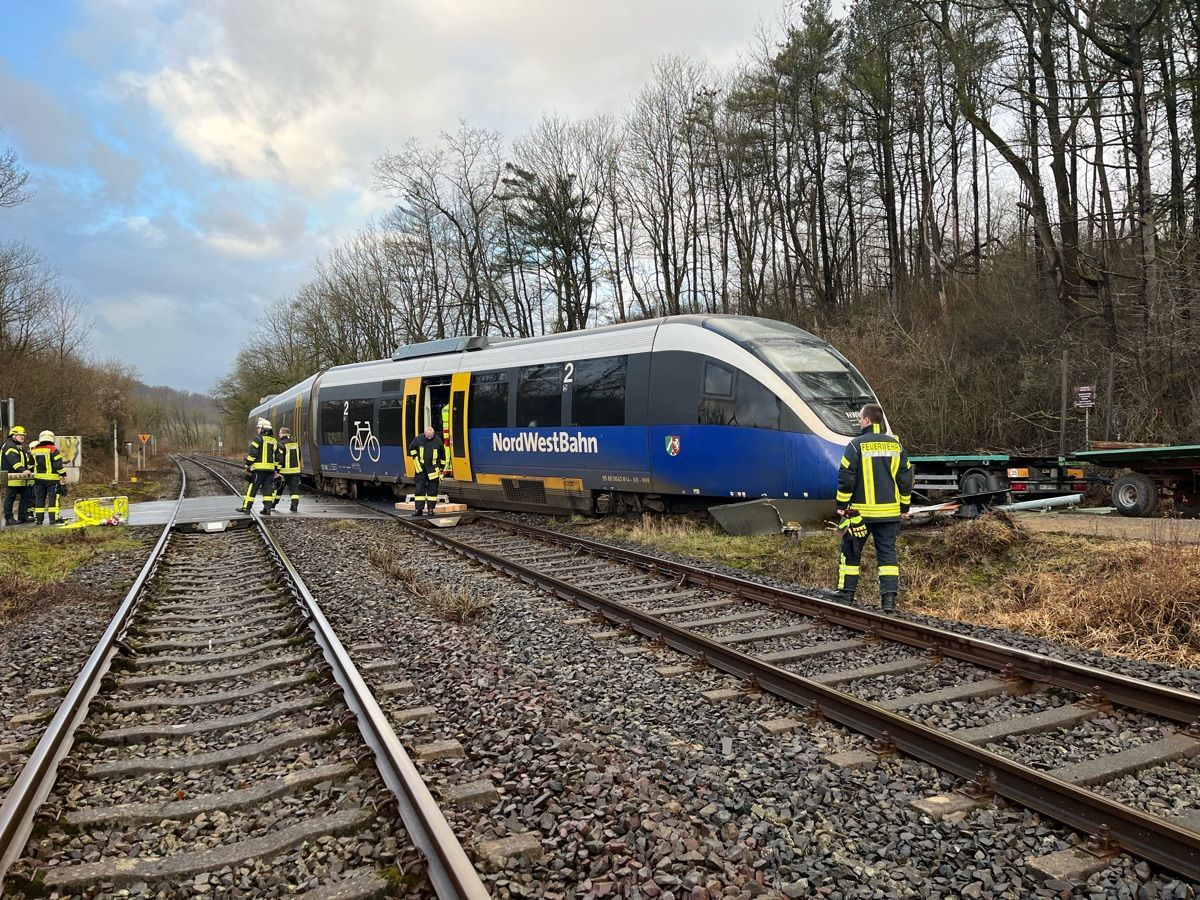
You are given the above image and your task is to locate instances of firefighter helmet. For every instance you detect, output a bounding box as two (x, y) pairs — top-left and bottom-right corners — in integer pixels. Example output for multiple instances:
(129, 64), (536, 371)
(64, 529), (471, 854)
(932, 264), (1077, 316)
(8, 425), (25, 436)
(256, 418), (272, 430)
(38, 430), (55, 443)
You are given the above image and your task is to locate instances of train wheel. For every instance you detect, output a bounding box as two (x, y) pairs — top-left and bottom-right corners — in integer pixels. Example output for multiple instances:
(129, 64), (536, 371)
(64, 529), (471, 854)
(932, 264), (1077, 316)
(1112, 472), (1158, 517)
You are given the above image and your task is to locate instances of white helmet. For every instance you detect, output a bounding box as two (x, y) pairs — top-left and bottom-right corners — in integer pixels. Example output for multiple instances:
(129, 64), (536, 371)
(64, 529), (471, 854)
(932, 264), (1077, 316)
(38, 430), (55, 442)
(256, 418), (272, 430)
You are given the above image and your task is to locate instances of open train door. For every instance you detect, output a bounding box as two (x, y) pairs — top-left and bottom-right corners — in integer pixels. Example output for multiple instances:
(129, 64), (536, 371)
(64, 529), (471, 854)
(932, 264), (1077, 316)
(401, 377), (422, 478)
(449, 373), (472, 482)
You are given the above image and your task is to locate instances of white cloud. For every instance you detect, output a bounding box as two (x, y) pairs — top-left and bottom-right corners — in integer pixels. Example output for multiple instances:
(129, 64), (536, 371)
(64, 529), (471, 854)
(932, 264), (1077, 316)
(123, 0), (782, 194)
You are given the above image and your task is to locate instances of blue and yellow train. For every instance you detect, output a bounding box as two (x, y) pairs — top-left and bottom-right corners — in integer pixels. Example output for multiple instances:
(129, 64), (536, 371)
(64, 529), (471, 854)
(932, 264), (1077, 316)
(247, 315), (880, 515)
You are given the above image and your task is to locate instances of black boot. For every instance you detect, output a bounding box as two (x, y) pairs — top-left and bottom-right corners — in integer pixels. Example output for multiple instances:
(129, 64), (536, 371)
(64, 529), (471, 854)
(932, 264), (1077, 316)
(881, 593), (897, 613)
(4, 517), (14, 527)
(290, 500), (298, 512)
(411, 507), (424, 517)
(261, 506), (272, 516)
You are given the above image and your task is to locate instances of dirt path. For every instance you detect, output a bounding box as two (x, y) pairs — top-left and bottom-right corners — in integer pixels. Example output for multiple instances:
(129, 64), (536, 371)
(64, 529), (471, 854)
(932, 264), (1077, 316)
(1013, 510), (1200, 544)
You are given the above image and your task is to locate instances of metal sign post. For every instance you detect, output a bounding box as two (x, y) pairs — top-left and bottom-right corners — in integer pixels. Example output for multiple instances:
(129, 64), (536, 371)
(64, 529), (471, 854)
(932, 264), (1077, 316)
(137, 433), (150, 472)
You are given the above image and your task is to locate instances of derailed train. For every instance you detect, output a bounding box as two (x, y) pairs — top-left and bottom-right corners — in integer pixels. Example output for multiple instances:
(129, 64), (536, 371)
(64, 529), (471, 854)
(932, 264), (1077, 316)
(247, 315), (881, 515)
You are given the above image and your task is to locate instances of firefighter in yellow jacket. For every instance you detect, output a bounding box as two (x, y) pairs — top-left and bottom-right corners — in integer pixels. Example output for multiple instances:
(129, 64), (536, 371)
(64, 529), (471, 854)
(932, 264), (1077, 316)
(277, 426), (302, 512)
(2, 425), (34, 526)
(407, 424), (446, 516)
(30, 430), (66, 525)
(239, 418), (280, 515)
(835, 404), (913, 613)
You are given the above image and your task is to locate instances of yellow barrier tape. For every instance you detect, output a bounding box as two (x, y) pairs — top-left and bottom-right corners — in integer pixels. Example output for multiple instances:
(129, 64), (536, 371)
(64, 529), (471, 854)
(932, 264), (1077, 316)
(59, 496), (130, 529)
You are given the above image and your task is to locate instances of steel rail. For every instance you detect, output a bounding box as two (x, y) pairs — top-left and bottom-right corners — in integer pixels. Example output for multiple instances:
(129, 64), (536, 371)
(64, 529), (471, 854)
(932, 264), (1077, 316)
(189, 456), (490, 900)
(471, 515), (1200, 725)
(386, 513), (1200, 882)
(0, 456), (188, 892)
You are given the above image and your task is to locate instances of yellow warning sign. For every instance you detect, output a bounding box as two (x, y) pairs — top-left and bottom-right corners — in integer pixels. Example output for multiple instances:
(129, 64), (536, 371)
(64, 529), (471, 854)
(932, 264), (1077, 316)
(138, 433), (150, 444)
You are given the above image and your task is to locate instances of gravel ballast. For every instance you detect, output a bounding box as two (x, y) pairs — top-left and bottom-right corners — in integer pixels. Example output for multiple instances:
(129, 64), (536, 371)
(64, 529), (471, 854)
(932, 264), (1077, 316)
(271, 517), (1199, 899)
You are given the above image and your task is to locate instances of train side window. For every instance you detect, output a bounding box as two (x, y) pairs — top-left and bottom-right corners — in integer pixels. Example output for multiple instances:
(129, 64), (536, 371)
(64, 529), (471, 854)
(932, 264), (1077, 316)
(517, 364), (563, 427)
(320, 400), (344, 444)
(703, 362), (734, 397)
(571, 356), (627, 426)
(404, 394), (419, 443)
(699, 362), (735, 425)
(469, 372), (509, 429)
(451, 390), (466, 456)
(346, 399), (375, 440)
(735, 374), (781, 430)
(379, 398), (404, 445)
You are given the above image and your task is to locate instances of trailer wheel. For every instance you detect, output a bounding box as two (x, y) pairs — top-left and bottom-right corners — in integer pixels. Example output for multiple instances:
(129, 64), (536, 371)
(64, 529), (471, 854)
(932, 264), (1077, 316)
(958, 469), (1007, 501)
(1112, 472), (1158, 517)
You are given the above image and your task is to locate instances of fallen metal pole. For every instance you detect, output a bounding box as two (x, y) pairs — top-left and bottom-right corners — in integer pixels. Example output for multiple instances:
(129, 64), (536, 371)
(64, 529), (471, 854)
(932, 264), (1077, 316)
(994, 492), (1084, 512)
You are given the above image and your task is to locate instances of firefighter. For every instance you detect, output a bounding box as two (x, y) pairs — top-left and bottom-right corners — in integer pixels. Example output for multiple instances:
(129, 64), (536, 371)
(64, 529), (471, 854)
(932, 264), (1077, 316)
(2, 425), (34, 526)
(407, 424), (445, 516)
(834, 403), (913, 613)
(440, 403), (452, 476)
(277, 426), (302, 512)
(239, 418), (280, 515)
(29, 430), (66, 525)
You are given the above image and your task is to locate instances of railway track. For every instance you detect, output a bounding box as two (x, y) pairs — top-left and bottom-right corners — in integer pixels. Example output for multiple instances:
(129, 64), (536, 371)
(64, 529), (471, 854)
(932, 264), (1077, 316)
(389, 513), (1200, 883)
(0, 456), (488, 898)
(188, 455), (1200, 881)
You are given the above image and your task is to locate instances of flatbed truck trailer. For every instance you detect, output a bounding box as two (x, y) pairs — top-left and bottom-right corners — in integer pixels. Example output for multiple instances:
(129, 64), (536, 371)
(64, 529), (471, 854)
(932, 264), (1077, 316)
(910, 454), (1090, 504)
(912, 444), (1200, 517)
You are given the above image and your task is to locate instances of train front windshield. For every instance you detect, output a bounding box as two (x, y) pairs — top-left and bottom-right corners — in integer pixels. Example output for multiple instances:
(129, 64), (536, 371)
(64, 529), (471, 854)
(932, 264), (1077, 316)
(704, 318), (876, 437)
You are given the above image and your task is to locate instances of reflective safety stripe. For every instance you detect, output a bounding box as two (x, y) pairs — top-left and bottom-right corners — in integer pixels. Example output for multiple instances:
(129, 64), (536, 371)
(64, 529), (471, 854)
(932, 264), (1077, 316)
(878, 565), (899, 576)
(855, 501), (902, 519)
(30, 447), (64, 480)
(280, 442), (302, 474)
(835, 491), (852, 503)
(840, 456), (850, 468)
(248, 436), (278, 471)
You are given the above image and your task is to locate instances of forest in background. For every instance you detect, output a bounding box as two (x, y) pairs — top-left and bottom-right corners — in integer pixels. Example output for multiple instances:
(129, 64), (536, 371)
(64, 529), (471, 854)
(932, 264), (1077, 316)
(217, 0), (1200, 453)
(0, 149), (222, 454)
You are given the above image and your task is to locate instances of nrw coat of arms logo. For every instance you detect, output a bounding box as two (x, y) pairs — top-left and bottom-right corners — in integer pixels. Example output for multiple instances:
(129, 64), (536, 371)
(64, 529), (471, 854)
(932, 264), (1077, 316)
(665, 435), (680, 456)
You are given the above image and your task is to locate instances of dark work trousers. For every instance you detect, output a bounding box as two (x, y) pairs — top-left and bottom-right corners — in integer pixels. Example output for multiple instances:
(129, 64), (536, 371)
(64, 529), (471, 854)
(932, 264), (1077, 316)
(838, 519), (900, 597)
(281, 474), (301, 507)
(242, 470), (277, 511)
(32, 481), (60, 524)
(4, 485), (31, 523)
(413, 471), (440, 512)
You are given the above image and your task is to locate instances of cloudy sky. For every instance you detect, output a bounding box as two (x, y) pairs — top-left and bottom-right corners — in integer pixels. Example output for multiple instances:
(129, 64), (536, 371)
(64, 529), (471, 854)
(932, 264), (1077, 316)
(1, 0), (782, 393)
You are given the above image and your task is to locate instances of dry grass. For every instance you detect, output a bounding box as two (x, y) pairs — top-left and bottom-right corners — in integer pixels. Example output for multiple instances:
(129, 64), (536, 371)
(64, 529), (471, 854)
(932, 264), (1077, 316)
(367, 545), (491, 623)
(572, 512), (1200, 669)
(421, 583), (492, 624)
(367, 546), (423, 592)
(0, 527), (138, 626)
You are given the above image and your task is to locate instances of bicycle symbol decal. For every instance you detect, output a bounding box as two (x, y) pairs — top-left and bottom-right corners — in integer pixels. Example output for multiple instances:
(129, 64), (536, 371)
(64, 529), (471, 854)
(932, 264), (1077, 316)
(349, 420), (381, 463)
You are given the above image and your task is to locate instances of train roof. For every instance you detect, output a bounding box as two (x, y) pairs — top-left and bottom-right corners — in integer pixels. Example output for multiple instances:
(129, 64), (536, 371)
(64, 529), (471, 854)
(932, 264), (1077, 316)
(378, 314), (825, 368)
